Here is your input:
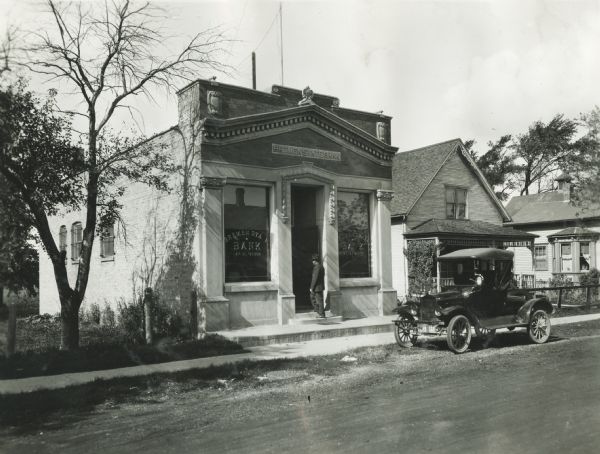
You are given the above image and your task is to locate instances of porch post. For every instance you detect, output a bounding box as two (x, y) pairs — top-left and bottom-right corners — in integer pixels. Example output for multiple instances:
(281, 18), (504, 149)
(198, 177), (229, 331)
(376, 190), (397, 315)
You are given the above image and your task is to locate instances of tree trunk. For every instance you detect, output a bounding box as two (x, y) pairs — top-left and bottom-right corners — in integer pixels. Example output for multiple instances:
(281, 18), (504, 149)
(7, 302), (17, 357)
(60, 302), (80, 350)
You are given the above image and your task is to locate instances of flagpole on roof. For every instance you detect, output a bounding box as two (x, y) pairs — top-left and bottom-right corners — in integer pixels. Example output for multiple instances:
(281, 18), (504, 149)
(279, 2), (284, 85)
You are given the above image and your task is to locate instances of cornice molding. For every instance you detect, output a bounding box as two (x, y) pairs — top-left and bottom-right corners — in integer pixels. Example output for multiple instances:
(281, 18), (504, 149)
(200, 108), (396, 163)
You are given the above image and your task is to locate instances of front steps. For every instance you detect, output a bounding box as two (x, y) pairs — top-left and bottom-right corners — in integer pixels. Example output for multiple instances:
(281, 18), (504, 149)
(216, 315), (396, 347)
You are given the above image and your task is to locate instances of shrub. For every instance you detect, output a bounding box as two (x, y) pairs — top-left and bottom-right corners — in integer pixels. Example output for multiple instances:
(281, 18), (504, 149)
(580, 268), (600, 286)
(117, 299), (145, 345)
(405, 240), (437, 296)
(101, 303), (116, 327)
(84, 303), (102, 325)
(549, 275), (574, 287)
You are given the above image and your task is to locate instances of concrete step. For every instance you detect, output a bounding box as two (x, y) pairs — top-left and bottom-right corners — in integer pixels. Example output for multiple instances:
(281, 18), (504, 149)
(217, 316), (396, 348)
(288, 311), (343, 325)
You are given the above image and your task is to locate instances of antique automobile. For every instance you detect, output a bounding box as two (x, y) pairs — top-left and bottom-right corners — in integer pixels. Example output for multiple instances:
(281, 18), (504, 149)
(393, 248), (553, 353)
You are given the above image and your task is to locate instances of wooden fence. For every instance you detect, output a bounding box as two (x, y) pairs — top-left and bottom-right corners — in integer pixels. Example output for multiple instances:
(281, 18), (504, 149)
(518, 284), (600, 310)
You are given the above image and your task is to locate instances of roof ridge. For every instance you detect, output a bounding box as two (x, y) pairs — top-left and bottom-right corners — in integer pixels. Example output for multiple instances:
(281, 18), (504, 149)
(397, 138), (462, 155)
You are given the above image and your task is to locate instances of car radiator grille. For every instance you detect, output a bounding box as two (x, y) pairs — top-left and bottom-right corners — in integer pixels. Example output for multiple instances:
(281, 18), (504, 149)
(419, 299), (437, 322)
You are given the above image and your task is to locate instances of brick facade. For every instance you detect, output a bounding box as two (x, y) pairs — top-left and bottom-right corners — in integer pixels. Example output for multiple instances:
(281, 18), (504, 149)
(39, 79), (398, 332)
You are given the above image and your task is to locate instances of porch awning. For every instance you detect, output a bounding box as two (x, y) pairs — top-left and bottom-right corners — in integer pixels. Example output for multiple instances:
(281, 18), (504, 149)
(404, 219), (537, 246)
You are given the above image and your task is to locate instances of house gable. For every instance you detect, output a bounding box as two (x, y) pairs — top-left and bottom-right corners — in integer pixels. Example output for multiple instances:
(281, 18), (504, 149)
(407, 147), (506, 228)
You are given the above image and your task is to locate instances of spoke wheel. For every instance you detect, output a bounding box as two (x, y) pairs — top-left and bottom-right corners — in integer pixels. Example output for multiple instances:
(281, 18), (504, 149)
(394, 315), (417, 348)
(528, 309), (551, 344)
(447, 315), (472, 353)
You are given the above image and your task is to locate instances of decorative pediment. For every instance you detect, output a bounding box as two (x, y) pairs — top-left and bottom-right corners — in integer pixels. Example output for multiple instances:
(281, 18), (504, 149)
(200, 104), (397, 164)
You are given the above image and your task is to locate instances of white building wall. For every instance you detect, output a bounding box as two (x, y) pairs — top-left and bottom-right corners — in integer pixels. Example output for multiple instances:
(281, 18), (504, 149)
(39, 129), (185, 315)
(391, 222), (407, 299)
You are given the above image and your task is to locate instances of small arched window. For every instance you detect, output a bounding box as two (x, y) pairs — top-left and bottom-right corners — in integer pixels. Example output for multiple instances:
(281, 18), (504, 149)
(58, 225), (67, 259)
(100, 225), (115, 259)
(71, 222), (83, 261)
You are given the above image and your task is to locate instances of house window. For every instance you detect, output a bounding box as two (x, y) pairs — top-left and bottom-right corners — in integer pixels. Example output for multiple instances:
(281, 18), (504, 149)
(560, 243), (572, 272)
(338, 191), (371, 278)
(224, 185), (270, 282)
(100, 225), (115, 259)
(71, 222), (83, 261)
(446, 187), (467, 219)
(59, 225), (67, 258)
(580, 242), (591, 271)
(534, 245), (548, 271)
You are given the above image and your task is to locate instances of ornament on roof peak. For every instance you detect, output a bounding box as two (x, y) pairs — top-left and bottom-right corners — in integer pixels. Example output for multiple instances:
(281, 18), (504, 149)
(298, 86), (315, 106)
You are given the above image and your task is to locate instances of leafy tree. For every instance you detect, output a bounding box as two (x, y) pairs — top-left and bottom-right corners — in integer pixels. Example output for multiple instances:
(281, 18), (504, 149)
(511, 114), (581, 195)
(0, 79), (83, 307)
(571, 106), (600, 210)
(465, 135), (518, 201)
(2, 0), (228, 350)
(0, 174), (39, 303)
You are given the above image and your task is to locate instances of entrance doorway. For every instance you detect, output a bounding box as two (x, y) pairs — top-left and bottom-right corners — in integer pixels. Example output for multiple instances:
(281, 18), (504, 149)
(291, 186), (321, 312)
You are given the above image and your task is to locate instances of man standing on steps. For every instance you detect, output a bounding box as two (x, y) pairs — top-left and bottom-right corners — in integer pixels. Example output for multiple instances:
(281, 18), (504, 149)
(310, 253), (325, 318)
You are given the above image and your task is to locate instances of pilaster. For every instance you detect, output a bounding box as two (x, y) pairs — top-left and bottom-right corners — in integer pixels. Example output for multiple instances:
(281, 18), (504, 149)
(198, 176), (230, 331)
(376, 189), (397, 315)
(325, 184), (342, 314)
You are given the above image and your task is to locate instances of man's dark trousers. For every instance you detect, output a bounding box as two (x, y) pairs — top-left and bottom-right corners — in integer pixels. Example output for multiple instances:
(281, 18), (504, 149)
(310, 261), (325, 316)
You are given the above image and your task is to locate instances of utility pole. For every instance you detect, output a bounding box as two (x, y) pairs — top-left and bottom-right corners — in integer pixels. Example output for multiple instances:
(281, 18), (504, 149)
(279, 2), (284, 85)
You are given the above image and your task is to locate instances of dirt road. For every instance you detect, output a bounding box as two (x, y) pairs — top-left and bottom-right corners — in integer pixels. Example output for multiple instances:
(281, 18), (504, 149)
(2, 327), (600, 453)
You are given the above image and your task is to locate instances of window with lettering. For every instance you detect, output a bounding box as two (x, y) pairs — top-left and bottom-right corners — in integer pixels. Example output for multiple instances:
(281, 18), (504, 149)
(224, 185), (270, 282)
(337, 192), (371, 278)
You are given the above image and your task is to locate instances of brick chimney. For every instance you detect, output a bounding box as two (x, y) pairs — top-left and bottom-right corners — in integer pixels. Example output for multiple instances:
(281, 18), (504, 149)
(555, 172), (572, 201)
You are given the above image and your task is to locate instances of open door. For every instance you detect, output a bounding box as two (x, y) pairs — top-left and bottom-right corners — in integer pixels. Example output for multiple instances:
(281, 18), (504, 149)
(291, 186), (321, 312)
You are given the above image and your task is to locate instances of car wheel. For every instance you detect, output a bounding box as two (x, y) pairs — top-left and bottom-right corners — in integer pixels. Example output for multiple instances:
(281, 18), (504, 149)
(528, 309), (551, 344)
(447, 315), (472, 353)
(394, 315), (417, 348)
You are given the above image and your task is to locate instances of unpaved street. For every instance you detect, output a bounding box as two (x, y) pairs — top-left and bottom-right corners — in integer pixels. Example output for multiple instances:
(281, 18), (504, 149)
(2, 326), (600, 454)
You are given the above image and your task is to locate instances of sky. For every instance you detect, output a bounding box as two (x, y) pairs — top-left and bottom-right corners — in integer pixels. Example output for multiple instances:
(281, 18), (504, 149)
(2, 0), (600, 154)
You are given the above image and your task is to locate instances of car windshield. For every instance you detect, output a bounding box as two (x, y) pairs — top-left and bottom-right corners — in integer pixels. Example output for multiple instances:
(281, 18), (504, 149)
(438, 252), (514, 291)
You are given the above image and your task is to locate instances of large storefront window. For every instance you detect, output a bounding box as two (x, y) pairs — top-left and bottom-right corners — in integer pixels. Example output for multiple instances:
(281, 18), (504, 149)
(337, 191), (371, 278)
(224, 185), (270, 282)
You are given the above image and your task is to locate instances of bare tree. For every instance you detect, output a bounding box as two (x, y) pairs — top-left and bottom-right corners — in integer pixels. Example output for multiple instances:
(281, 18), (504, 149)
(11, 0), (228, 349)
(0, 26), (17, 76)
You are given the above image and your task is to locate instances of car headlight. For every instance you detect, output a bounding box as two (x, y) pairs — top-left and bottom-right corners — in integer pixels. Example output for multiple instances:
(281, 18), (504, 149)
(409, 308), (417, 316)
(462, 290), (471, 298)
(434, 310), (441, 317)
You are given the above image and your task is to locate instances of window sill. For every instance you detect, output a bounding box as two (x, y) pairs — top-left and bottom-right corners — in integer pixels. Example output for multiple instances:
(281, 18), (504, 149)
(340, 277), (379, 288)
(224, 281), (278, 293)
(101, 256), (115, 262)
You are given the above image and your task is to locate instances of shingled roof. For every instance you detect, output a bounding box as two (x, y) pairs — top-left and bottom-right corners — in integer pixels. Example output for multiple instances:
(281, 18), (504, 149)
(505, 192), (600, 225)
(391, 138), (509, 220)
(548, 226), (600, 238)
(391, 139), (461, 216)
(404, 219), (536, 239)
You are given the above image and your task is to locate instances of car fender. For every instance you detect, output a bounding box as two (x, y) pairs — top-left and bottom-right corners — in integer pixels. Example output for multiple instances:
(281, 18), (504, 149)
(440, 305), (479, 326)
(517, 296), (554, 323)
(393, 306), (416, 320)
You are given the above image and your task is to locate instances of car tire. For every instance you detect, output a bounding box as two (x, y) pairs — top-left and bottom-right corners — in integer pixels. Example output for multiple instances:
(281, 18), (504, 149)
(447, 314), (472, 353)
(528, 309), (551, 344)
(394, 315), (417, 348)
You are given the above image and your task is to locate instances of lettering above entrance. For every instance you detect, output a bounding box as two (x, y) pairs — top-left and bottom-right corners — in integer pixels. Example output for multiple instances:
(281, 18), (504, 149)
(272, 143), (342, 162)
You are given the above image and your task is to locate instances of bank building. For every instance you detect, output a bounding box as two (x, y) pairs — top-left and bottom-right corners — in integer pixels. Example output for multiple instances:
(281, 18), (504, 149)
(38, 79), (398, 331)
